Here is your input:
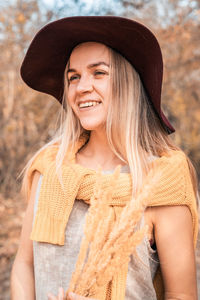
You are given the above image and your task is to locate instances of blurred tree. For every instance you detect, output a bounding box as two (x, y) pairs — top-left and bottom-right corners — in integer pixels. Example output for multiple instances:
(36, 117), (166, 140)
(0, 0), (60, 196)
(43, 0), (124, 17)
(159, 20), (200, 172)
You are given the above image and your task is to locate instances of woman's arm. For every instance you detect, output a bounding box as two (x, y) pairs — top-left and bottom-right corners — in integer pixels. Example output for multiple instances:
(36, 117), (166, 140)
(10, 170), (41, 300)
(153, 205), (197, 300)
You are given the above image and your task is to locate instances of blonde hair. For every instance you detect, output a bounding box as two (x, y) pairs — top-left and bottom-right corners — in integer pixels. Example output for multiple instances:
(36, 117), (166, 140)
(20, 44), (199, 202)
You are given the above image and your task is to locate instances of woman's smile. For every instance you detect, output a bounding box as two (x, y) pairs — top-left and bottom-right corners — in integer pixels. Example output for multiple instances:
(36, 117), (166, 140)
(78, 100), (102, 109)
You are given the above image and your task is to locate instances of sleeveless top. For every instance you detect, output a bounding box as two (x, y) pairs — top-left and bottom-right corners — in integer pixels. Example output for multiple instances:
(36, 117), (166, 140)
(33, 166), (159, 300)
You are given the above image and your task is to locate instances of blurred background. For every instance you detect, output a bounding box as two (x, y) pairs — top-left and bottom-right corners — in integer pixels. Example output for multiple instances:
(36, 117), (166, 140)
(0, 0), (199, 299)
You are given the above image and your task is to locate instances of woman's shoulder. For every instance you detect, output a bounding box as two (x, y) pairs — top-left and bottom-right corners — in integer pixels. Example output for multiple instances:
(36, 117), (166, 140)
(37, 142), (59, 161)
(33, 143), (59, 166)
(153, 149), (189, 172)
(27, 142), (60, 182)
(148, 150), (195, 200)
(149, 149), (197, 205)
(159, 148), (185, 160)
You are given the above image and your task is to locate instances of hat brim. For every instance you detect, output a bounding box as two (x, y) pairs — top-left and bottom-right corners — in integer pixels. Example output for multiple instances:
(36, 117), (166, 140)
(20, 16), (175, 134)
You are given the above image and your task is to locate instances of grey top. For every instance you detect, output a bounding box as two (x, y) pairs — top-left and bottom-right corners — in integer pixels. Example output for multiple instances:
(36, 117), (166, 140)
(33, 167), (159, 300)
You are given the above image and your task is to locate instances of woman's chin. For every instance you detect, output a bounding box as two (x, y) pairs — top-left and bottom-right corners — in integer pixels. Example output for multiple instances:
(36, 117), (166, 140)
(80, 121), (105, 131)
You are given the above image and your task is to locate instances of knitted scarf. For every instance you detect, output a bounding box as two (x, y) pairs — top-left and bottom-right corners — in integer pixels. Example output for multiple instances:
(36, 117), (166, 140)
(27, 135), (198, 300)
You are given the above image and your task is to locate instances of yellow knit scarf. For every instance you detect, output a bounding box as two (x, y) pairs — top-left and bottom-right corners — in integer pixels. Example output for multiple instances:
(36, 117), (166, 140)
(28, 135), (198, 300)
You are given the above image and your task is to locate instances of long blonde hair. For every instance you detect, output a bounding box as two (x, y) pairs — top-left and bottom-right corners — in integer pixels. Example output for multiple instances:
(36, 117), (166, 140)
(20, 44), (199, 202)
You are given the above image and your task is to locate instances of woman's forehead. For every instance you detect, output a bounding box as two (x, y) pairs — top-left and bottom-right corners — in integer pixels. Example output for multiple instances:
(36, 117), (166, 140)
(69, 42), (110, 67)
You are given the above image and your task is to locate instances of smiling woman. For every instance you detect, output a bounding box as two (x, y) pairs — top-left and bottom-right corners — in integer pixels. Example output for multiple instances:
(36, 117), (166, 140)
(11, 16), (198, 300)
(66, 42), (110, 132)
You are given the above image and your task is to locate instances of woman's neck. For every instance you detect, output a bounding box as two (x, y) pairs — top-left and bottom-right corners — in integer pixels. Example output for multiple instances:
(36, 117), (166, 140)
(76, 130), (126, 171)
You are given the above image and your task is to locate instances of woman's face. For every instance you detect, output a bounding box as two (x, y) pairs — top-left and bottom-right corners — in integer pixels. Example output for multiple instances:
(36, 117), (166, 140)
(67, 42), (110, 131)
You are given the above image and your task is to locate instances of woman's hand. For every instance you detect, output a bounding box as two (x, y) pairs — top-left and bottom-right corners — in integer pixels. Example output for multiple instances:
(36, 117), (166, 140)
(47, 288), (96, 300)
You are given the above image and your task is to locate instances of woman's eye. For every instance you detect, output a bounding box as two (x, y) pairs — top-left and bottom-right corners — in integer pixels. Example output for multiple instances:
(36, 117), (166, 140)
(94, 70), (106, 76)
(68, 75), (79, 82)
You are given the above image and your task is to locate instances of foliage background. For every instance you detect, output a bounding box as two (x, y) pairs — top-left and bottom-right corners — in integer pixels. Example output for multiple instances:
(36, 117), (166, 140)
(0, 0), (199, 299)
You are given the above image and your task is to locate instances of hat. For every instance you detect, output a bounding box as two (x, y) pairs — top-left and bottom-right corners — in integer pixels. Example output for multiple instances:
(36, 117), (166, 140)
(20, 16), (175, 134)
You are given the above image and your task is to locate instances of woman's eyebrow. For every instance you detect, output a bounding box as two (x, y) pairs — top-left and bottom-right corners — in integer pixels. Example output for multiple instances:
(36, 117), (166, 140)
(67, 61), (109, 74)
(88, 62), (110, 69)
(67, 68), (76, 74)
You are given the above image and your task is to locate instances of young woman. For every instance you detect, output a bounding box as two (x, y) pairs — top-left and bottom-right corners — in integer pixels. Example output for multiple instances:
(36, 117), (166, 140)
(11, 16), (198, 300)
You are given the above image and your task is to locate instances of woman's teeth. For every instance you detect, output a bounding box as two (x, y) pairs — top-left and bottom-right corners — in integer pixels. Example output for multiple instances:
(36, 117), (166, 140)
(79, 101), (101, 108)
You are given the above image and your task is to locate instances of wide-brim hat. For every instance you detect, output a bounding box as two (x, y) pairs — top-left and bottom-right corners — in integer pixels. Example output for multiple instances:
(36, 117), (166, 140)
(20, 16), (175, 134)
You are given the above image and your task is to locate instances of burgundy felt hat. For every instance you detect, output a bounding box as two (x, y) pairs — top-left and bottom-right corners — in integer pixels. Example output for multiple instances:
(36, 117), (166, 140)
(20, 16), (175, 134)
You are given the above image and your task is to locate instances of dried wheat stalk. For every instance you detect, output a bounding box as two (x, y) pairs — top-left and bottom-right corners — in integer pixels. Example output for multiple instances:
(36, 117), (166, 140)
(66, 166), (159, 298)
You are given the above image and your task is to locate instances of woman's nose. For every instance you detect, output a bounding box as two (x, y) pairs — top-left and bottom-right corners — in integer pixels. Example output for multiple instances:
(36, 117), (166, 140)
(76, 75), (93, 94)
